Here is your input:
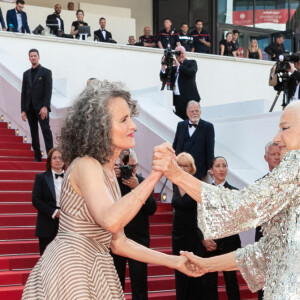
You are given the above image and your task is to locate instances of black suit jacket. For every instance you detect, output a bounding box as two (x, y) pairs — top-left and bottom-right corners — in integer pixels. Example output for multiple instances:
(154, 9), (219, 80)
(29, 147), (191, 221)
(160, 59), (200, 104)
(21, 65), (53, 113)
(32, 171), (59, 238)
(94, 29), (112, 42)
(287, 70), (300, 99)
(214, 182), (241, 252)
(118, 174), (156, 246)
(173, 118), (215, 179)
(46, 13), (64, 35)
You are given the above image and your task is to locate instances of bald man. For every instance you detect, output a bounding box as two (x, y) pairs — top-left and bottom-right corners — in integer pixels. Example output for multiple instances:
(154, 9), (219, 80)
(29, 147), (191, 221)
(160, 46), (200, 119)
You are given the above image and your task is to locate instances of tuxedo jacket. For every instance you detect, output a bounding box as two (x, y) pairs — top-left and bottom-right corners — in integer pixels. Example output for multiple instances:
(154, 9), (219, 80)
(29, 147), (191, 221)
(32, 171), (59, 238)
(118, 174), (156, 246)
(6, 8), (30, 33)
(160, 59), (200, 103)
(173, 118), (215, 179)
(288, 70), (300, 99)
(21, 65), (52, 113)
(46, 13), (64, 34)
(94, 29), (112, 42)
(0, 8), (6, 29)
(214, 182), (241, 252)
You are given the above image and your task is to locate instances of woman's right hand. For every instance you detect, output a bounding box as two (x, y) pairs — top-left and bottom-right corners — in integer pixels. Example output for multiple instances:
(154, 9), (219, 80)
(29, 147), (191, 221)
(180, 251), (209, 276)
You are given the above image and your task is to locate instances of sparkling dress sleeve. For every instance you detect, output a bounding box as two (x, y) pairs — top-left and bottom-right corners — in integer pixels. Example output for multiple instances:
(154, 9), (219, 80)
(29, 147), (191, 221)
(235, 238), (267, 292)
(197, 150), (300, 239)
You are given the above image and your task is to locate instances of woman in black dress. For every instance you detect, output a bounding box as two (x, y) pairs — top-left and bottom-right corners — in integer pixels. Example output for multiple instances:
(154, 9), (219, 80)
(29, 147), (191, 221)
(246, 39), (262, 60)
(172, 152), (205, 300)
(219, 32), (237, 57)
(70, 9), (88, 39)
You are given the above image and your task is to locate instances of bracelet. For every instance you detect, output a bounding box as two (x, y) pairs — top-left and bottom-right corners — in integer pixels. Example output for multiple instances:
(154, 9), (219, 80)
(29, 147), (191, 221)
(131, 189), (145, 205)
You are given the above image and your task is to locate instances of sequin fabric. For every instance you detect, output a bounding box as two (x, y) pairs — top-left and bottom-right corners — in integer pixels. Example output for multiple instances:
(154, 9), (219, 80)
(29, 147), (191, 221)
(197, 150), (300, 300)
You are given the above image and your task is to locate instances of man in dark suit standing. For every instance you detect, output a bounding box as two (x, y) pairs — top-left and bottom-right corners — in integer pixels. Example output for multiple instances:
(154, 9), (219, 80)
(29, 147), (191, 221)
(94, 17), (112, 42)
(160, 46), (200, 119)
(6, 0), (30, 33)
(46, 4), (64, 36)
(173, 100), (214, 180)
(32, 148), (64, 255)
(21, 49), (53, 162)
(0, 7), (6, 30)
(255, 142), (280, 300)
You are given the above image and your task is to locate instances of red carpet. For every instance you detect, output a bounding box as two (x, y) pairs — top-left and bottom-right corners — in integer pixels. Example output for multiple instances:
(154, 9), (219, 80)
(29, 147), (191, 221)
(0, 121), (257, 300)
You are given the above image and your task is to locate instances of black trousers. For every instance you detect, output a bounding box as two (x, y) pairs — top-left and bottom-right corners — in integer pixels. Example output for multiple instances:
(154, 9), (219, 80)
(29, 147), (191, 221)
(112, 253), (148, 300)
(257, 289), (264, 300)
(204, 251), (240, 300)
(38, 235), (56, 255)
(173, 95), (188, 120)
(26, 107), (53, 159)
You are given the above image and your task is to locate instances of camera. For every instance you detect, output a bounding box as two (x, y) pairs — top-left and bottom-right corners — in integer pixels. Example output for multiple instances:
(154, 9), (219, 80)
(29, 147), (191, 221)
(119, 152), (133, 180)
(161, 47), (181, 90)
(276, 52), (300, 73)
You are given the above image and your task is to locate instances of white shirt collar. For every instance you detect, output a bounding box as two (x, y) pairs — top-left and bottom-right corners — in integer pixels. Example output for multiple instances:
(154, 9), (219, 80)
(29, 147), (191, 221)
(213, 180), (225, 187)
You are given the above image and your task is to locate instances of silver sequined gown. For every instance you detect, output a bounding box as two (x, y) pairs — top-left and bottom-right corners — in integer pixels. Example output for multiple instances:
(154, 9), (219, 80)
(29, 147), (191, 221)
(197, 150), (300, 300)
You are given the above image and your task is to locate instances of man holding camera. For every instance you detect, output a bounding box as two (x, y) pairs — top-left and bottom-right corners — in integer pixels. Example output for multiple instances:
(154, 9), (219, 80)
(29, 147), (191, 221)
(264, 34), (285, 61)
(160, 45), (200, 120)
(113, 149), (157, 300)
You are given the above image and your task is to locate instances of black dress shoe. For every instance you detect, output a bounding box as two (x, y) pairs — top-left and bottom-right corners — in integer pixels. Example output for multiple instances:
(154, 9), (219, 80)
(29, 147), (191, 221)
(34, 158), (42, 162)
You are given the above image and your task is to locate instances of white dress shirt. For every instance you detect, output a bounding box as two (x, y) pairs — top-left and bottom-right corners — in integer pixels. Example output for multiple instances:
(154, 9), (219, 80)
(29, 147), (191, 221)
(188, 120), (199, 136)
(51, 170), (64, 219)
(101, 29), (106, 40)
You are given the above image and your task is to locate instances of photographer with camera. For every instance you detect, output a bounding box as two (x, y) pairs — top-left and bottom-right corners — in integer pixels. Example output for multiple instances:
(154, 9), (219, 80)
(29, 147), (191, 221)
(113, 149), (157, 300)
(264, 33), (286, 61)
(160, 45), (200, 120)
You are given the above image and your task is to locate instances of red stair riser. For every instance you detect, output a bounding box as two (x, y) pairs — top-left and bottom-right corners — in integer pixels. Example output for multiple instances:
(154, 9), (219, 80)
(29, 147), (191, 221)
(0, 123), (8, 128)
(0, 192), (32, 202)
(0, 286), (23, 300)
(150, 236), (171, 248)
(0, 203), (36, 214)
(0, 143), (31, 150)
(0, 150), (34, 157)
(0, 161), (45, 171)
(0, 215), (36, 226)
(0, 129), (16, 136)
(0, 136), (24, 142)
(150, 212), (173, 223)
(0, 255), (40, 270)
(0, 181), (34, 191)
(0, 227), (36, 240)
(0, 241), (39, 255)
(0, 171), (38, 180)
(149, 224), (172, 235)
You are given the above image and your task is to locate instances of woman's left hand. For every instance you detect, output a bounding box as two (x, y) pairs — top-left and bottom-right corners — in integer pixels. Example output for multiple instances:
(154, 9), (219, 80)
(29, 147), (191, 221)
(179, 251), (209, 276)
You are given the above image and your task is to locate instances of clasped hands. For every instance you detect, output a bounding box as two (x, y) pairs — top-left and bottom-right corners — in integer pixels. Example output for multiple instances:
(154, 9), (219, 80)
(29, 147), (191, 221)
(152, 142), (182, 181)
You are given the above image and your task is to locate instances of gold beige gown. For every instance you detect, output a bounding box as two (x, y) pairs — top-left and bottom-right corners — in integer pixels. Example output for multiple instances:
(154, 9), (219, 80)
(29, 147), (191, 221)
(22, 158), (124, 299)
(198, 150), (300, 300)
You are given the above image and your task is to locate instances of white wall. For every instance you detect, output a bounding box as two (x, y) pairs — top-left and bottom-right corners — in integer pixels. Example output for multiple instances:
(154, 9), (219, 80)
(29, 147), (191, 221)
(0, 2), (135, 44)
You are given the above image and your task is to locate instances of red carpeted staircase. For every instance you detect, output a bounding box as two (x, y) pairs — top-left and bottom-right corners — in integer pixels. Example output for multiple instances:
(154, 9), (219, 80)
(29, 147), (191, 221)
(0, 121), (257, 300)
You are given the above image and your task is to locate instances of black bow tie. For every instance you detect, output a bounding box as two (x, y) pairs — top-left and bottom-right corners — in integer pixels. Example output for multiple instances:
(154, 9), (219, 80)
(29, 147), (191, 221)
(212, 182), (216, 186)
(55, 173), (64, 179)
(188, 123), (198, 128)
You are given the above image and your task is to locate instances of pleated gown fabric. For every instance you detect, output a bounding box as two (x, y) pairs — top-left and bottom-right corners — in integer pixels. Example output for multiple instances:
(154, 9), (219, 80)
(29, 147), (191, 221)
(22, 158), (125, 300)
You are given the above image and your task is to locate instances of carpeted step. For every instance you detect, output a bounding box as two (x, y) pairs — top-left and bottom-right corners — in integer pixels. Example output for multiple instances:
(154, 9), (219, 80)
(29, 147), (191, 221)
(0, 142), (31, 151)
(0, 203), (36, 214)
(0, 240), (39, 255)
(0, 150), (34, 158)
(0, 161), (45, 171)
(0, 136), (23, 143)
(0, 129), (16, 136)
(0, 157), (34, 162)
(0, 254), (39, 270)
(0, 171), (39, 181)
(150, 212), (172, 224)
(150, 224), (172, 235)
(0, 270), (31, 286)
(153, 247), (172, 255)
(150, 236), (171, 248)
(0, 214), (36, 226)
(156, 203), (172, 212)
(0, 227), (35, 240)
(0, 123), (8, 128)
(0, 192), (32, 202)
(0, 181), (34, 191)
(0, 285), (23, 300)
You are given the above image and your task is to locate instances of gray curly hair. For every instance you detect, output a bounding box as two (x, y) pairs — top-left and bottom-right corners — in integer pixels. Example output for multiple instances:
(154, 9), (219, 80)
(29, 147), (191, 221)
(58, 80), (138, 164)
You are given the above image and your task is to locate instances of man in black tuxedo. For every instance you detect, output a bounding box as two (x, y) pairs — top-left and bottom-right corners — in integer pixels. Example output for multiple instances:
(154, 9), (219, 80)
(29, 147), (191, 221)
(32, 148), (64, 255)
(160, 45), (200, 119)
(287, 53), (300, 104)
(46, 4), (64, 36)
(255, 142), (280, 300)
(94, 17), (113, 42)
(113, 150), (157, 300)
(173, 101), (214, 180)
(21, 49), (53, 162)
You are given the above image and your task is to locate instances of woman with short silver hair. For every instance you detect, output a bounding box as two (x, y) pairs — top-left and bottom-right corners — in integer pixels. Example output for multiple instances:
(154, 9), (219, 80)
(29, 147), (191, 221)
(22, 80), (194, 300)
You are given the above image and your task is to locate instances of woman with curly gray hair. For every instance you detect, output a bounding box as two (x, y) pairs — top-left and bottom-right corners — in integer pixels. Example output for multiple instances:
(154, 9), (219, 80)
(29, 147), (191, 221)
(22, 80), (195, 300)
